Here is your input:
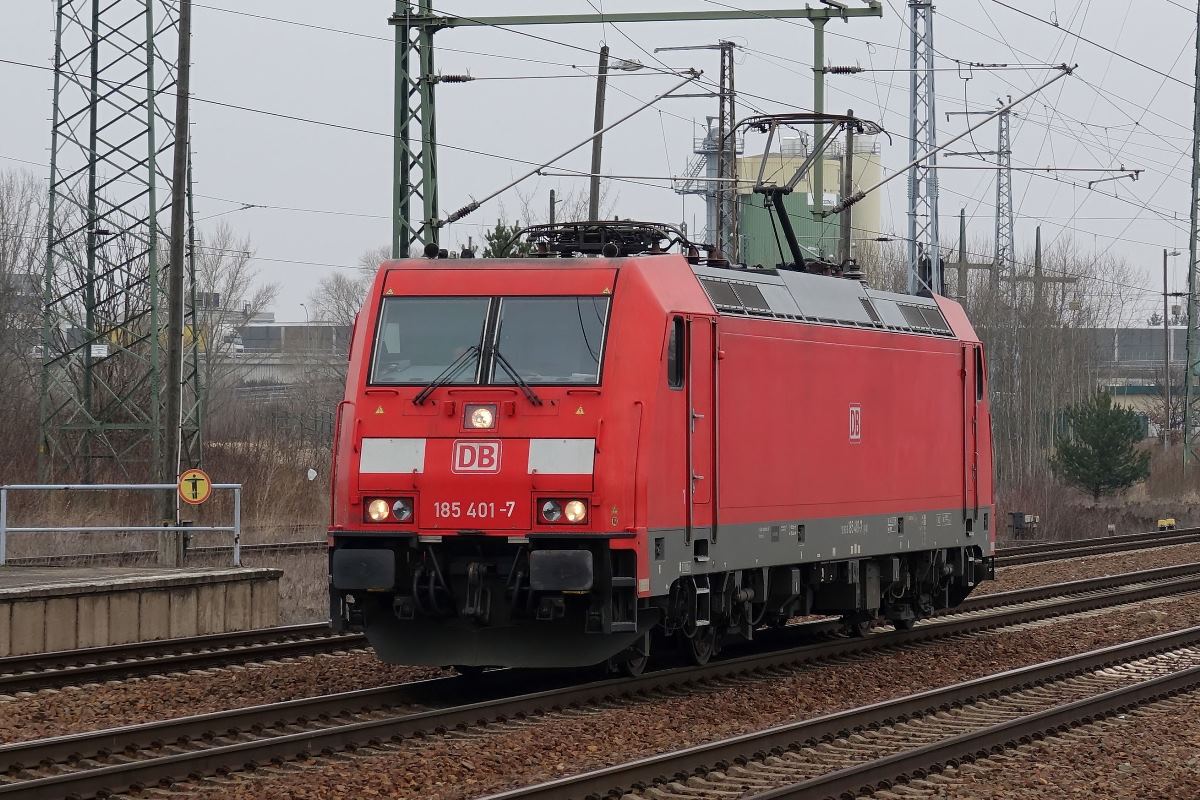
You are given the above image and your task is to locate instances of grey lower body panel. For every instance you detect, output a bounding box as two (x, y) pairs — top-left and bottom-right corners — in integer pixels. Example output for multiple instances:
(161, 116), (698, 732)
(645, 507), (993, 596)
(362, 606), (650, 668)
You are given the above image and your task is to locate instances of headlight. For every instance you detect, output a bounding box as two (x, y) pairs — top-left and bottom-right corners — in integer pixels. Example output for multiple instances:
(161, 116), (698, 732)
(540, 499), (563, 523)
(367, 498), (390, 522)
(392, 498), (414, 522)
(465, 403), (497, 429)
(564, 500), (587, 523)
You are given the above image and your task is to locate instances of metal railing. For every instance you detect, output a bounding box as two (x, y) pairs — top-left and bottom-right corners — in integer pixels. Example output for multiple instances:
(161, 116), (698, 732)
(0, 483), (242, 567)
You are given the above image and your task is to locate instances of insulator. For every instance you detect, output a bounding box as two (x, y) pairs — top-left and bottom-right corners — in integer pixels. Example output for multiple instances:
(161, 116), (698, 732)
(447, 201), (480, 223)
(826, 65), (863, 74)
(434, 73), (473, 83)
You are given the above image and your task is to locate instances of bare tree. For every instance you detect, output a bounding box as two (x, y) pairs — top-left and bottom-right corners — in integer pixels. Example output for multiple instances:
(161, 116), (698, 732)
(309, 245), (385, 327)
(1148, 365), (1184, 446)
(310, 272), (366, 328)
(0, 171), (46, 363)
(516, 184), (616, 227)
(0, 170), (47, 479)
(858, 239), (908, 294)
(193, 223), (278, 420)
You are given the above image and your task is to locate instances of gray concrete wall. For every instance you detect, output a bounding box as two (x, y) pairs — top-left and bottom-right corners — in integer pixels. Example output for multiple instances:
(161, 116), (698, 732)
(0, 567), (283, 656)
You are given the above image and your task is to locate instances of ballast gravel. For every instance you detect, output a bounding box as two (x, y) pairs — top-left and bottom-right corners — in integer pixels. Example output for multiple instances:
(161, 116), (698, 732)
(0, 653), (446, 745)
(165, 590), (1200, 800)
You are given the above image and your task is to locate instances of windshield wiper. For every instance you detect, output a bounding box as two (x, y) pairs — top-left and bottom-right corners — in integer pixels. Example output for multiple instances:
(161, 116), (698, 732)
(491, 348), (544, 406)
(412, 345), (480, 405)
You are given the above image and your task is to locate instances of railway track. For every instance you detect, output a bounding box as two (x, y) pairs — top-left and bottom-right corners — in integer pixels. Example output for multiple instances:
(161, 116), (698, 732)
(7, 524), (1197, 568)
(485, 624), (1200, 800)
(0, 623), (364, 694)
(3, 562), (1199, 800)
(995, 525), (1200, 566)
(2, 560), (1196, 694)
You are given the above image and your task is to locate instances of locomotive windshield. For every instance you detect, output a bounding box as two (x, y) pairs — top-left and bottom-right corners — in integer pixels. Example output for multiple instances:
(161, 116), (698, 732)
(369, 295), (610, 386)
(490, 297), (609, 385)
(371, 296), (488, 384)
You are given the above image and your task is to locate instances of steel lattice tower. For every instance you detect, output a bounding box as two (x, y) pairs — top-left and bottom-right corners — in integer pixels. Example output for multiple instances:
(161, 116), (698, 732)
(906, 1), (940, 294)
(392, 0), (439, 258)
(1182, 4), (1200, 467)
(40, 0), (200, 481)
(991, 103), (1017, 435)
(994, 105), (1015, 290)
(715, 41), (739, 262)
(664, 41), (742, 256)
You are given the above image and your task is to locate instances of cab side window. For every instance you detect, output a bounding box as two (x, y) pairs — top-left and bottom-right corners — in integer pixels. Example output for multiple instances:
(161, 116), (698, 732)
(667, 316), (684, 389)
(974, 347), (985, 401)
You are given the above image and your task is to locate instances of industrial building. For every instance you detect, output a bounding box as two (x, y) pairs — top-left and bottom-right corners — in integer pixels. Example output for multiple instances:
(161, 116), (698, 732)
(676, 124), (884, 268)
(736, 134), (884, 268)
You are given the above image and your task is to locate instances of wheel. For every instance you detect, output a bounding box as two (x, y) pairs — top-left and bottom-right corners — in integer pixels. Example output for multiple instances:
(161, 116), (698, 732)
(892, 617), (916, 631)
(841, 613), (875, 637)
(680, 626), (718, 666)
(608, 632), (651, 677)
(620, 652), (649, 677)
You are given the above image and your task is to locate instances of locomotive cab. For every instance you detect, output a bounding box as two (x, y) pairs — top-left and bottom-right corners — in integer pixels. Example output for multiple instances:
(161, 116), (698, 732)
(329, 257), (659, 668)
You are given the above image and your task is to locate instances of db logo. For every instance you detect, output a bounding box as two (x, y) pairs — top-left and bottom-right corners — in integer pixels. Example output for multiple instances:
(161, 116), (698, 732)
(849, 404), (862, 443)
(452, 440), (502, 473)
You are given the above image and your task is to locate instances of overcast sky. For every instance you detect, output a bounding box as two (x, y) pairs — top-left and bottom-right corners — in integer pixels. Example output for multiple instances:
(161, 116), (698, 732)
(3, 1), (1196, 321)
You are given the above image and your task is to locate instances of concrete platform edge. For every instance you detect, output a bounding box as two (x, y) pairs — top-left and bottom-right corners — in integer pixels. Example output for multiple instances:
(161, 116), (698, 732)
(0, 567), (282, 656)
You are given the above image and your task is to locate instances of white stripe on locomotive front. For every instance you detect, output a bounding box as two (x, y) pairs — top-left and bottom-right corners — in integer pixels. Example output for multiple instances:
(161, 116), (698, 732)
(360, 438), (427, 473)
(528, 438), (595, 475)
(358, 437), (596, 475)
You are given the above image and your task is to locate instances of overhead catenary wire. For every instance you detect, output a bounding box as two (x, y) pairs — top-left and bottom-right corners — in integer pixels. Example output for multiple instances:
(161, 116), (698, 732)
(732, 43), (1193, 227)
(192, 2), (592, 70)
(69, 0), (1186, 244)
(834, 66), (1076, 213)
(0, 158), (1170, 300)
(3, 40), (1182, 261)
(7, 2), (1190, 292)
(989, 0), (1194, 90)
(190, 0), (1196, 174)
(0, 57), (686, 201)
(4, 61), (1178, 251)
(439, 71), (701, 226)
(437, 0), (1189, 244)
(971, 0), (1140, 260)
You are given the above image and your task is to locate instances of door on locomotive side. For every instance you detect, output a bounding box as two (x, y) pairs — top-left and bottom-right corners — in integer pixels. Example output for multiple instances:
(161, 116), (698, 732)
(687, 316), (717, 539)
(962, 343), (983, 519)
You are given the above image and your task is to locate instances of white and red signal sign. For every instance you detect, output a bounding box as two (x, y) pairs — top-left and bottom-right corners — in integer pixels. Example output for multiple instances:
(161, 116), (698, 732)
(452, 440), (502, 473)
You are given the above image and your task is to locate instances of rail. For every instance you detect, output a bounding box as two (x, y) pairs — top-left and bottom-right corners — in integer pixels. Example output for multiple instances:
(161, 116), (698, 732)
(0, 483), (243, 566)
(480, 623), (1200, 800)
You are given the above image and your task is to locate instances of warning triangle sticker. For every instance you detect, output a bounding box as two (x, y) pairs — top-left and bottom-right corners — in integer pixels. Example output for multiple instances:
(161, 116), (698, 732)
(575, 406), (585, 415)
(375, 406), (385, 415)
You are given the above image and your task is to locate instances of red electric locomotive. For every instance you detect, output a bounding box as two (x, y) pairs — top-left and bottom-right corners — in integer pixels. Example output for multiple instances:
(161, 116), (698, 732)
(328, 222), (995, 673)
